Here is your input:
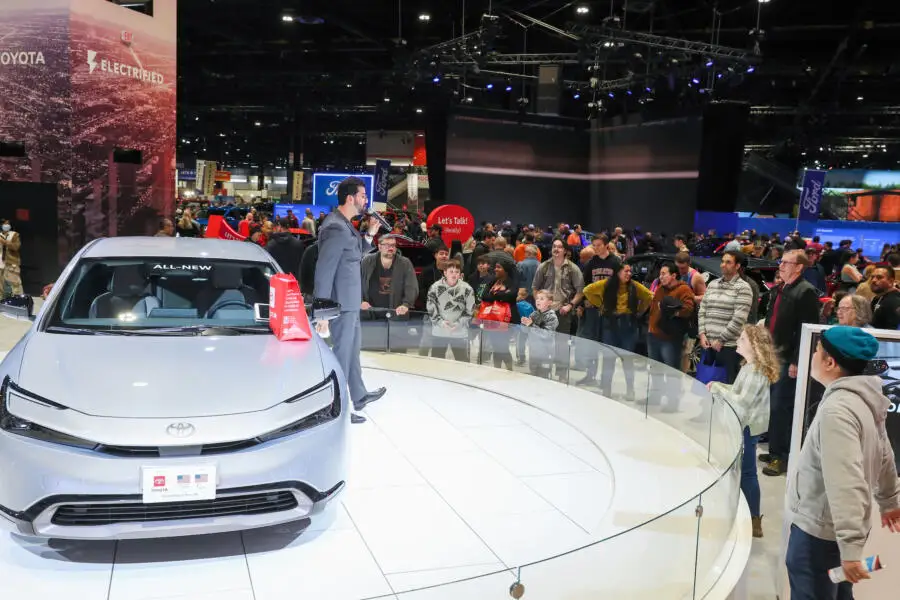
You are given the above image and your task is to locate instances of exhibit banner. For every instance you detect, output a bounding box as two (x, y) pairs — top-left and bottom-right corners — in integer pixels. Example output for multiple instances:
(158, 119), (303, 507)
(312, 173), (374, 208)
(291, 171), (304, 201)
(204, 214), (246, 241)
(427, 204), (475, 245)
(798, 169), (826, 222)
(373, 159), (391, 205)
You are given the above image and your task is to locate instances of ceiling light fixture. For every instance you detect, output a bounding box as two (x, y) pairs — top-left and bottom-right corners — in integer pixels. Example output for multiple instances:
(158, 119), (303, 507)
(746, 66), (755, 73)
(254, 121), (261, 127)
(415, 108), (423, 114)
(383, 97), (390, 102)
(575, 5), (589, 14)
(486, 83), (493, 90)
(857, 96), (864, 101)
(281, 15), (293, 22)
(418, 13), (431, 22)
(505, 85), (513, 92)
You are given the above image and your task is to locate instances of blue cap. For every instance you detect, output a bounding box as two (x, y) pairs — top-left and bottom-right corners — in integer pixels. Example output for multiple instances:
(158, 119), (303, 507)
(821, 326), (879, 375)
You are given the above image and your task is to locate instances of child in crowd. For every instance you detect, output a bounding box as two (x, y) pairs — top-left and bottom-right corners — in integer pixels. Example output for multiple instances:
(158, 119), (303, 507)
(708, 324), (780, 538)
(520, 289), (559, 378)
(466, 256), (493, 303)
(426, 259), (476, 361)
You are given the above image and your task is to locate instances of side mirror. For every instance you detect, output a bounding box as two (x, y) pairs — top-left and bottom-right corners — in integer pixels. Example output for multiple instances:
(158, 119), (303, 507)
(0, 295), (34, 322)
(310, 298), (341, 323)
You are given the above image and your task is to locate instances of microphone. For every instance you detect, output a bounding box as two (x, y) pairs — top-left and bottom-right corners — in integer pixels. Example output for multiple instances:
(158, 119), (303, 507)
(367, 210), (392, 233)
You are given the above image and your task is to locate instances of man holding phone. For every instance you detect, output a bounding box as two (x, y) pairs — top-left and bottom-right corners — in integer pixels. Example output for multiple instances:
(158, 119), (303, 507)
(314, 177), (386, 424)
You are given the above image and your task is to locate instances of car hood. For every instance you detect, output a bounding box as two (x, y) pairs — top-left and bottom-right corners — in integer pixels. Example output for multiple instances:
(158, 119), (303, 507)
(16, 332), (325, 418)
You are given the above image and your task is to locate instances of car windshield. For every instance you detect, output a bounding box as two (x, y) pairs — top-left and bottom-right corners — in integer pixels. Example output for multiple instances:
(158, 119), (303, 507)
(46, 257), (276, 333)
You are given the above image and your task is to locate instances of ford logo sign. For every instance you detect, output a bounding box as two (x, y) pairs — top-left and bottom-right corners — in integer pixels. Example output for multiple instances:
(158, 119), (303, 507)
(166, 422), (196, 438)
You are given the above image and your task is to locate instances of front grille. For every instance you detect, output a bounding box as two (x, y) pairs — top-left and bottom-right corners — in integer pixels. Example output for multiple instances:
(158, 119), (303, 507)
(51, 491), (298, 526)
(95, 439), (260, 457)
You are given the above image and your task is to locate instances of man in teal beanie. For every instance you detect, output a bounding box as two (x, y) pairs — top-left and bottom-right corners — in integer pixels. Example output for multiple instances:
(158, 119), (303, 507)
(786, 326), (900, 599)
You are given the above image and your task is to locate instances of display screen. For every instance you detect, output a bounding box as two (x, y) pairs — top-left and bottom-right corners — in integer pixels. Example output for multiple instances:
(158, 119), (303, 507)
(803, 331), (900, 472)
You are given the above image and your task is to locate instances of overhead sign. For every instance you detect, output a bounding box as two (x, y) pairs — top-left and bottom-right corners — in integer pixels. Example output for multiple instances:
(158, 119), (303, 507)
(426, 204), (475, 245)
(0, 51), (46, 66)
(214, 170), (231, 182)
(86, 49), (165, 85)
(178, 169), (196, 181)
(312, 173), (374, 208)
(798, 169), (826, 222)
(291, 171), (304, 202)
(373, 160), (391, 205)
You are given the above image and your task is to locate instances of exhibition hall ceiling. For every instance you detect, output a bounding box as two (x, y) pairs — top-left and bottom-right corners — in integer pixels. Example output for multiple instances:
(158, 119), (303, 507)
(173, 0), (900, 170)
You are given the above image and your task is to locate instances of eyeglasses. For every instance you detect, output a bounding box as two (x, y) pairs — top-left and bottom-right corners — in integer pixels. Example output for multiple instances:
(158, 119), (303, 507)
(779, 260), (801, 266)
(836, 306), (853, 313)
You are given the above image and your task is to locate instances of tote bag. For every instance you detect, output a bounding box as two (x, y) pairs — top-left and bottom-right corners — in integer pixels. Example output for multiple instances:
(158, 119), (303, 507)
(695, 350), (728, 385)
(477, 301), (512, 331)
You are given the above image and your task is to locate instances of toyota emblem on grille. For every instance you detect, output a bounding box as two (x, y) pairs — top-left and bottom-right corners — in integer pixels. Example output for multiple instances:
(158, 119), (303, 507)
(166, 422), (195, 438)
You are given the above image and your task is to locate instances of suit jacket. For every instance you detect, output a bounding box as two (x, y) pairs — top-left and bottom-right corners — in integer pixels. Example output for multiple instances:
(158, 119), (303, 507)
(314, 211), (371, 312)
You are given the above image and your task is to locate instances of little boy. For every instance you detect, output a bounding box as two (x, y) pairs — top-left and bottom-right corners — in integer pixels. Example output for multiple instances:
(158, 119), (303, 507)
(427, 259), (476, 361)
(520, 289), (559, 378)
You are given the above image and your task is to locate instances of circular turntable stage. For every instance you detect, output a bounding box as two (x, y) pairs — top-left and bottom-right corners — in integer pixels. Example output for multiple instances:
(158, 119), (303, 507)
(0, 353), (750, 600)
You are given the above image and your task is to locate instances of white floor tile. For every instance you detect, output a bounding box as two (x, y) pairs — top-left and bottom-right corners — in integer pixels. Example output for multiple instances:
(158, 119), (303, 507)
(343, 484), (498, 574)
(109, 533), (251, 600)
(386, 562), (512, 594)
(462, 425), (594, 477)
(0, 535), (114, 599)
(461, 510), (593, 567)
(522, 471), (614, 533)
(243, 527), (392, 600)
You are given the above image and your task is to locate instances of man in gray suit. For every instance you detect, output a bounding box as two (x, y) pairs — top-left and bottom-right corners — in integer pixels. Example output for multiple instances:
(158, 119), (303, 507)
(314, 177), (386, 424)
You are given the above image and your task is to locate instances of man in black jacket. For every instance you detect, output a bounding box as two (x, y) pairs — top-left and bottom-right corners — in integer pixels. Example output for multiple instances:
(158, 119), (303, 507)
(870, 266), (900, 330)
(762, 249), (822, 476)
(265, 218), (305, 279)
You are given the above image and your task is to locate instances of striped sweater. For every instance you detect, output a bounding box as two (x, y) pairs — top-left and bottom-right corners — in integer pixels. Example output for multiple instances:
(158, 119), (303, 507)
(698, 275), (752, 346)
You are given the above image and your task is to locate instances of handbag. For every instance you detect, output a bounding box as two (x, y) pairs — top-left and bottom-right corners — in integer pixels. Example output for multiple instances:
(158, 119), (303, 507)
(695, 350), (728, 385)
(477, 301), (512, 331)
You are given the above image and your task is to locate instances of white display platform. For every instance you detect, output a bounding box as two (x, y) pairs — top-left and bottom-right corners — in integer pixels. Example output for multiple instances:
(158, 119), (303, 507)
(0, 354), (750, 600)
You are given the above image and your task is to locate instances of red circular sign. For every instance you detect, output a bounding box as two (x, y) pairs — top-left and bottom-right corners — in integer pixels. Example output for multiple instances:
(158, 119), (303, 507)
(427, 204), (475, 246)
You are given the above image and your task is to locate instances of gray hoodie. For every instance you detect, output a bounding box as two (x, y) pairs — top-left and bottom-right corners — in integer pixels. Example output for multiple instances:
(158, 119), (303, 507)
(787, 375), (900, 561)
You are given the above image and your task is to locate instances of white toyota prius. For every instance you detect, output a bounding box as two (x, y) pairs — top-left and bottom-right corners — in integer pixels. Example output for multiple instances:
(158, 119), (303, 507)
(0, 237), (348, 540)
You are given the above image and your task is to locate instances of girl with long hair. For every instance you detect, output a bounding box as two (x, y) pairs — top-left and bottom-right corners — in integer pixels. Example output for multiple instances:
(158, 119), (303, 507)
(582, 262), (652, 400)
(708, 324), (780, 538)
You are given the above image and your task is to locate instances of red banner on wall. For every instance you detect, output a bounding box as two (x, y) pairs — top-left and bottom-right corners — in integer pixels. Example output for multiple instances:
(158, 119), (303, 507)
(204, 214), (247, 241)
(426, 204), (475, 245)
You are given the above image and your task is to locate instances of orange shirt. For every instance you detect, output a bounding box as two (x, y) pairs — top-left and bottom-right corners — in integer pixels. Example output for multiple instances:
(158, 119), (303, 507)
(513, 244), (542, 263)
(567, 232), (582, 247)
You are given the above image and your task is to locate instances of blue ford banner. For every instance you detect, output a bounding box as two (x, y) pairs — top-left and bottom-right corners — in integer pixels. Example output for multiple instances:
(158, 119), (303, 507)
(798, 169), (827, 222)
(373, 159), (391, 206)
(312, 173), (374, 208)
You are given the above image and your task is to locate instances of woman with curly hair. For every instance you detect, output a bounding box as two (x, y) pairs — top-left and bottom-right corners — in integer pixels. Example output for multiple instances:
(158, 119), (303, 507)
(708, 324), (780, 538)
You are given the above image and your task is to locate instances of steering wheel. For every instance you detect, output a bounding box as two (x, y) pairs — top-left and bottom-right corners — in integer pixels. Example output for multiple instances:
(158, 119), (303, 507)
(206, 300), (253, 318)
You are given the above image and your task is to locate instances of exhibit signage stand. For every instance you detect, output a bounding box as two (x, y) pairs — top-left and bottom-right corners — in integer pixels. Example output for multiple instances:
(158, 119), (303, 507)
(780, 324), (900, 600)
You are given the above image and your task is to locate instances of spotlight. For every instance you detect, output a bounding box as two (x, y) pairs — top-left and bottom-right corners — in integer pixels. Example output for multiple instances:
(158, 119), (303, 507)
(281, 15), (293, 22)
(418, 13), (431, 22)
(415, 108), (423, 114)
(626, 90), (632, 95)
(383, 97), (390, 103)
(486, 83), (493, 90)
(573, 93), (581, 99)
(705, 59), (714, 68)
(746, 66), (755, 73)
(691, 78), (700, 85)
(432, 76), (441, 83)
(699, 89), (706, 94)
(717, 73), (723, 79)
(608, 92), (614, 98)
(575, 5), (589, 14)
(505, 85), (513, 92)
(254, 121), (261, 127)
(857, 96), (864, 101)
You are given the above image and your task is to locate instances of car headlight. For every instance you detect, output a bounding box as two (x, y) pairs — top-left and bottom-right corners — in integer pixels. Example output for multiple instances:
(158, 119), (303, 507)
(0, 377), (98, 450)
(256, 371), (341, 443)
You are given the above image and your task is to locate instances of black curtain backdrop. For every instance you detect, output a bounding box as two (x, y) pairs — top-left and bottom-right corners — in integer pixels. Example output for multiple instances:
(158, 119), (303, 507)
(588, 118), (703, 235)
(0, 182), (60, 294)
(445, 113), (589, 227)
(696, 102), (751, 213)
(424, 106), (449, 211)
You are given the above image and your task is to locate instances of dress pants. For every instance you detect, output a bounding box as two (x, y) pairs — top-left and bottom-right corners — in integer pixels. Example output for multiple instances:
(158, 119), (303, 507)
(768, 362), (797, 461)
(786, 525), (853, 600)
(331, 310), (367, 406)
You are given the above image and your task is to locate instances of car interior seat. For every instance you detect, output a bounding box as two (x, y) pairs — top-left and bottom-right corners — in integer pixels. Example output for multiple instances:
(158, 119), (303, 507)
(89, 265), (159, 319)
(201, 265), (255, 319)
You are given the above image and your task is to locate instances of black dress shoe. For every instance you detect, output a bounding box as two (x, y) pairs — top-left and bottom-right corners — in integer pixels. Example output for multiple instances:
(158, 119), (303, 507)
(354, 387), (387, 411)
(350, 413), (367, 424)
